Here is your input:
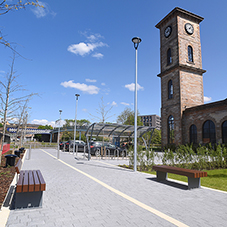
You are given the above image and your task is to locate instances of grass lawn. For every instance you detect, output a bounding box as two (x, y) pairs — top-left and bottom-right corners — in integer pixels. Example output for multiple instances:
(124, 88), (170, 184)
(144, 169), (227, 192)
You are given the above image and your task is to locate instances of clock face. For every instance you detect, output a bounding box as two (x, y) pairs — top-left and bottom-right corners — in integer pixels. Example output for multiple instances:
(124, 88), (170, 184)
(164, 26), (172, 38)
(185, 23), (194, 35)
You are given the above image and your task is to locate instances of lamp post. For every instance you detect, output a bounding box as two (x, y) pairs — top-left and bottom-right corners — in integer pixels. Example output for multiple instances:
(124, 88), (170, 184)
(132, 37), (141, 172)
(57, 109), (62, 159)
(73, 94), (80, 156)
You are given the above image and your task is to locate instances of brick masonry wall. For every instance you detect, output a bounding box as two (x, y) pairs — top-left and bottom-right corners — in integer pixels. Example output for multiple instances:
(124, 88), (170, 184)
(161, 70), (183, 145)
(182, 100), (227, 144)
(177, 16), (202, 69)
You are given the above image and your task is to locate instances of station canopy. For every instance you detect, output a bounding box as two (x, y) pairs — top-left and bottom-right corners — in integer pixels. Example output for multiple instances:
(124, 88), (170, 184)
(85, 123), (155, 139)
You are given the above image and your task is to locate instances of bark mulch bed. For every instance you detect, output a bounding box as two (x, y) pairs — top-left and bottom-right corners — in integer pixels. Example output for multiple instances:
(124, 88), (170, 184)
(0, 150), (24, 208)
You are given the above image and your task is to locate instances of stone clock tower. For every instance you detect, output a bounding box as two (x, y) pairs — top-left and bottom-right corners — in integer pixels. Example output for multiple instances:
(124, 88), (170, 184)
(156, 7), (206, 146)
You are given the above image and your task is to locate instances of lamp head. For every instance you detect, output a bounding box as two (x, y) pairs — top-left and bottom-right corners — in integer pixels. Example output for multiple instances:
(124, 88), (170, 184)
(75, 94), (80, 100)
(132, 37), (142, 50)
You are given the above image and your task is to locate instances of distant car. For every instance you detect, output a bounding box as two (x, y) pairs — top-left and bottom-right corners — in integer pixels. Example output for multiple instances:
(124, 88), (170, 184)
(89, 141), (126, 157)
(65, 140), (87, 152)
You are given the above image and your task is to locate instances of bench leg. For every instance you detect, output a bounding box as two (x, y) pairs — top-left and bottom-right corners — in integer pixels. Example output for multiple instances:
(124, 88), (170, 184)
(15, 191), (43, 209)
(156, 171), (167, 181)
(188, 177), (201, 189)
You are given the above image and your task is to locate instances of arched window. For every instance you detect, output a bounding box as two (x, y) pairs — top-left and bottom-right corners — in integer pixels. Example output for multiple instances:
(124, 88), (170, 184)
(167, 48), (172, 65)
(222, 121), (227, 144)
(203, 120), (216, 144)
(190, 124), (197, 144)
(168, 80), (173, 99)
(188, 45), (193, 62)
(168, 115), (174, 144)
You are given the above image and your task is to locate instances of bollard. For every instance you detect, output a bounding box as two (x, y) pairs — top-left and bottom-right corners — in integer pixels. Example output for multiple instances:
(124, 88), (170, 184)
(76, 144), (78, 156)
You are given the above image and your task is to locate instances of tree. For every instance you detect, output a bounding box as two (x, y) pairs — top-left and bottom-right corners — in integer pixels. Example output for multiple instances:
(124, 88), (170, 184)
(77, 119), (90, 126)
(117, 107), (143, 126)
(0, 54), (37, 163)
(89, 97), (114, 123)
(0, 0), (43, 53)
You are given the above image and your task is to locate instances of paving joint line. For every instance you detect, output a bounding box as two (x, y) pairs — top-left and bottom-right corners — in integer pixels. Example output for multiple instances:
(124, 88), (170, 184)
(41, 149), (189, 227)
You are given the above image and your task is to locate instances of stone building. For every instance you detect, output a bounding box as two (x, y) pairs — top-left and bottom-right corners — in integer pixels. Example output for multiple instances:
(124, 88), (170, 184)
(155, 7), (227, 146)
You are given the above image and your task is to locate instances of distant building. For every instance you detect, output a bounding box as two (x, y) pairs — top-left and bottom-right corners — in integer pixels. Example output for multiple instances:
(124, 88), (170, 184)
(139, 115), (161, 130)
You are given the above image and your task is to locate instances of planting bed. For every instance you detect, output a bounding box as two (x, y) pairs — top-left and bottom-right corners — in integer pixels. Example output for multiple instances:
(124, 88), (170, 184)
(0, 151), (23, 208)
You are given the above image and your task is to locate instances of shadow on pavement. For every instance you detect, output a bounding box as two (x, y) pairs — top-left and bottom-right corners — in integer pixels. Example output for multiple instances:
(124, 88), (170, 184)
(147, 177), (188, 190)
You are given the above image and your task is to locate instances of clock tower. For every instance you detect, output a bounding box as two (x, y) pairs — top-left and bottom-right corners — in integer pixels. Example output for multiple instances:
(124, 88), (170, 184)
(156, 7), (206, 146)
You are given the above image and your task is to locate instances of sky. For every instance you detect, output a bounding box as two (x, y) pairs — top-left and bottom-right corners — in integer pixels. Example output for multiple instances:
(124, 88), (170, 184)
(1, 0), (227, 127)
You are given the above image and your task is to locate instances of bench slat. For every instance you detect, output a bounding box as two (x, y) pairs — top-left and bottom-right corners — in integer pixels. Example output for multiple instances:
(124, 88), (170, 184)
(36, 170), (46, 191)
(33, 170), (41, 191)
(22, 170), (29, 192)
(153, 165), (207, 178)
(16, 170), (25, 193)
(28, 170), (35, 192)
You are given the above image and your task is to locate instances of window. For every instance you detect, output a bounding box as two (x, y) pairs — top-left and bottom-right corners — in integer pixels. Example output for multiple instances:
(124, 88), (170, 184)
(168, 115), (174, 144)
(203, 120), (216, 144)
(188, 45), (193, 62)
(167, 48), (172, 65)
(190, 124), (197, 144)
(168, 80), (173, 99)
(222, 121), (227, 144)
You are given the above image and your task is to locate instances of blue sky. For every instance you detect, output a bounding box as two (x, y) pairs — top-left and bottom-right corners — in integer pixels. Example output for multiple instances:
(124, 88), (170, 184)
(1, 0), (227, 127)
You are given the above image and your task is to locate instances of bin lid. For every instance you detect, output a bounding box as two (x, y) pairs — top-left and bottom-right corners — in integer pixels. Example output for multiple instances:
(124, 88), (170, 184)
(5, 154), (18, 158)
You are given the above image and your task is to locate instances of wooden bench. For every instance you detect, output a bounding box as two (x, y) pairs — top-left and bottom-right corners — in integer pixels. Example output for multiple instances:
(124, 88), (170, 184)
(153, 165), (207, 189)
(14, 158), (46, 209)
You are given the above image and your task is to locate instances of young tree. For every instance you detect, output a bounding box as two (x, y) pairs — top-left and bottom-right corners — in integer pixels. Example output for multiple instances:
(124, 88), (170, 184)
(90, 97), (114, 123)
(0, 54), (37, 163)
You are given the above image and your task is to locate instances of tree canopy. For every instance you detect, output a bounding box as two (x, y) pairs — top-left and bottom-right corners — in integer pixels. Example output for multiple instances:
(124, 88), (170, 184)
(116, 107), (143, 126)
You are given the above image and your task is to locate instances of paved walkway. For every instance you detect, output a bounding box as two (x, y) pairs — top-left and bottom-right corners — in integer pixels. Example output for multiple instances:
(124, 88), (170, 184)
(5, 149), (227, 227)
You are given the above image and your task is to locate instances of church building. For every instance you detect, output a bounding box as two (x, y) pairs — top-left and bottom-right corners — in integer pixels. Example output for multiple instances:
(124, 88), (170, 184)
(155, 7), (227, 146)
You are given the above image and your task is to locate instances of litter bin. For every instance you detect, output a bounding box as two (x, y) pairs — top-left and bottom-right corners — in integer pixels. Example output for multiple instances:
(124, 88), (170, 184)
(19, 147), (25, 152)
(5, 154), (17, 167)
(14, 150), (21, 158)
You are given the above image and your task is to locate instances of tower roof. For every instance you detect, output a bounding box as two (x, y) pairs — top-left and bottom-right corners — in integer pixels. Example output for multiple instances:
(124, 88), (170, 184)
(155, 7), (204, 29)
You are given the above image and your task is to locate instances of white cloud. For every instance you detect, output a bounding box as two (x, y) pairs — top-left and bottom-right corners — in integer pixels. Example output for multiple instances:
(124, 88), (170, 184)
(87, 33), (103, 42)
(60, 80), (99, 94)
(32, 119), (55, 126)
(68, 32), (107, 58)
(111, 101), (117, 106)
(92, 53), (104, 59)
(31, 2), (56, 18)
(125, 83), (144, 92)
(32, 119), (66, 127)
(86, 79), (97, 83)
(204, 96), (212, 102)
(121, 102), (130, 106)
(101, 83), (106, 86)
(82, 109), (88, 112)
(67, 42), (106, 57)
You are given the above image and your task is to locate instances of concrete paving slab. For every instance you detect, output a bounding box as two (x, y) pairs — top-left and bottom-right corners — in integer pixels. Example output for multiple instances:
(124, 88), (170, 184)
(5, 148), (227, 227)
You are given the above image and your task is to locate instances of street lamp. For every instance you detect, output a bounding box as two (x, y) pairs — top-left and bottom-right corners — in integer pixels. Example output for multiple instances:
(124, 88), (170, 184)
(73, 94), (80, 156)
(57, 109), (62, 159)
(132, 37), (141, 172)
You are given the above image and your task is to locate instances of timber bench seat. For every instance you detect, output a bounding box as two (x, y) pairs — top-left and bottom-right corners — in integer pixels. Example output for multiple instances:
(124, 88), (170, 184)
(153, 165), (207, 189)
(14, 158), (46, 209)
